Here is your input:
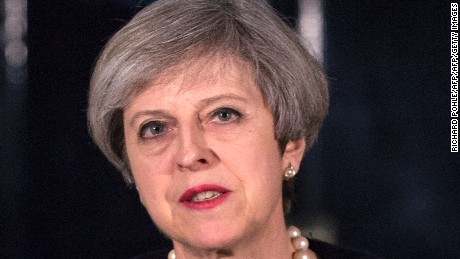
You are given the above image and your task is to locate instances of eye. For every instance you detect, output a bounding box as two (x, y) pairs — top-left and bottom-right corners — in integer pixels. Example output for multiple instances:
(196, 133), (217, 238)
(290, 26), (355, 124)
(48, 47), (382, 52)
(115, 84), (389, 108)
(211, 108), (241, 123)
(140, 121), (166, 139)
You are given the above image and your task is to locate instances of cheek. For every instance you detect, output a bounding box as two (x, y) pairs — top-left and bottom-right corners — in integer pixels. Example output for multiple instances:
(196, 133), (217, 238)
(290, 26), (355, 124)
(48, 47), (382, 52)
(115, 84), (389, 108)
(126, 141), (175, 217)
(221, 133), (283, 197)
(129, 150), (174, 202)
(131, 160), (176, 232)
(236, 149), (284, 220)
(125, 131), (174, 180)
(132, 161), (167, 208)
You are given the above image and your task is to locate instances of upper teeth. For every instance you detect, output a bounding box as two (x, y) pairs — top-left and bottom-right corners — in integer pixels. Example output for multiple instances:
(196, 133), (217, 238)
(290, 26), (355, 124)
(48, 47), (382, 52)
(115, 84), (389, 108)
(191, 191), (222, 202)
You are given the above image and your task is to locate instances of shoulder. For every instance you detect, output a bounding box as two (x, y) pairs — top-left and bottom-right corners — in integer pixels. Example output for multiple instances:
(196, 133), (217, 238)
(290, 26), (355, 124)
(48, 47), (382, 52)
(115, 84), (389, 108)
(309, 239), (382, 259)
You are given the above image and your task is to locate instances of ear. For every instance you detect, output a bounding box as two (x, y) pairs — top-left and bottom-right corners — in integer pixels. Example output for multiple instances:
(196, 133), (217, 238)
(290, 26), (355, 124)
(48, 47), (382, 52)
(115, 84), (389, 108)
(281, 138), (307, 171)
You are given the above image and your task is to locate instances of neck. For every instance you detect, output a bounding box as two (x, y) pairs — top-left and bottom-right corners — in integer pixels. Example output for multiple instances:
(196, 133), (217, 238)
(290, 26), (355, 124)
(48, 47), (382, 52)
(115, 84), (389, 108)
(172, 202), (293, 258)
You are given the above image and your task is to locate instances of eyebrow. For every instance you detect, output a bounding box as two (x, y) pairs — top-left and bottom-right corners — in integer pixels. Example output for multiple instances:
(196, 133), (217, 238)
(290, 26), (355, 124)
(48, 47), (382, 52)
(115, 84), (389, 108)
(128, 110), (174, 128)
(197, 93), (247, 108)
(128, 93), (248, 128)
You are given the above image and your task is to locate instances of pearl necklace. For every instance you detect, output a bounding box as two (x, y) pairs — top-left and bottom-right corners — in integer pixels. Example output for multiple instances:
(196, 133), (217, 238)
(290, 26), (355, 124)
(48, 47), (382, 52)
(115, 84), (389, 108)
(167, 225), (311, 259)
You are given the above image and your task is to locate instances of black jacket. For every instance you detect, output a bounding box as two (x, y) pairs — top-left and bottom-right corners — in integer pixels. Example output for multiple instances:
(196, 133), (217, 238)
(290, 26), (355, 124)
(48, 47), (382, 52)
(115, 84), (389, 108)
(132, 239), (381, 258)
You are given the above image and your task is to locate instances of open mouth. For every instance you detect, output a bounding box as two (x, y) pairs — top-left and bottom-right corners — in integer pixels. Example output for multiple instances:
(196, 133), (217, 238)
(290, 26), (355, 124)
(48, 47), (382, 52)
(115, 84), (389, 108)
(190, 191), (223, 202)
(179, 184), (230, 210)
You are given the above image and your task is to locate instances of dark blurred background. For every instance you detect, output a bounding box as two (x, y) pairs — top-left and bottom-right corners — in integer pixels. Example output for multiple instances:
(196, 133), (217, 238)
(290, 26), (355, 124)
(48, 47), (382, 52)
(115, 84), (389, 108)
(1, 0), (458, 258)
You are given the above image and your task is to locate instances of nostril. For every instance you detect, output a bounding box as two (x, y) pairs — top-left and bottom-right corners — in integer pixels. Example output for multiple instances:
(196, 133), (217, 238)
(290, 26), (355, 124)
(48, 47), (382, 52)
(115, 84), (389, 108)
(197, 158), (206, 164)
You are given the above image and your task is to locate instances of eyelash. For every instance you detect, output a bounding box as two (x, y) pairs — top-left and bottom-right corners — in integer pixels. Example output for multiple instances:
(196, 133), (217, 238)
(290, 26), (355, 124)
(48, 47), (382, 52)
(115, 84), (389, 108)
(138, 107), (242, 140)
(210, 107), (242, 123)
(139, 121), (167, 139)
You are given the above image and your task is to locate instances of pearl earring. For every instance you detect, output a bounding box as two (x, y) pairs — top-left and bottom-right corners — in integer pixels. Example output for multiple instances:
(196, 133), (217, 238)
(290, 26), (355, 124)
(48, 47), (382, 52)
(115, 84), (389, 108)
(284, 164), (297, 179)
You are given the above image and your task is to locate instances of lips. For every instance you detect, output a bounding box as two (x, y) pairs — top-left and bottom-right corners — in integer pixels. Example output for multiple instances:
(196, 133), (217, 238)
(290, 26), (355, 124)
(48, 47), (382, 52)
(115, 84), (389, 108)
(189, 190), (223, 202)
(179, 184), (231, 210)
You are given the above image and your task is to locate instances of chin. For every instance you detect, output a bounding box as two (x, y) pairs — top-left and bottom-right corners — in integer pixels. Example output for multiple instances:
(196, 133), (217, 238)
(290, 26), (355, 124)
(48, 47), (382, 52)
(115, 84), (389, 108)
(180, 221), (245, 250)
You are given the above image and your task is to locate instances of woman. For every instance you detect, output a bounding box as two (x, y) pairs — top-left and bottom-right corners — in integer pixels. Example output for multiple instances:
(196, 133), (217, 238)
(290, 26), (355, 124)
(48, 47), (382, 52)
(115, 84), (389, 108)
(88, 0), (375, 258)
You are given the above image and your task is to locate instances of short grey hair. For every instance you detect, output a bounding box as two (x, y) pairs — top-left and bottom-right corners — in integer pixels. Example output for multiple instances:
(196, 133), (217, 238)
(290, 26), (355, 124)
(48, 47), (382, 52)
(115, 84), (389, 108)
(88, 0), (329, 185)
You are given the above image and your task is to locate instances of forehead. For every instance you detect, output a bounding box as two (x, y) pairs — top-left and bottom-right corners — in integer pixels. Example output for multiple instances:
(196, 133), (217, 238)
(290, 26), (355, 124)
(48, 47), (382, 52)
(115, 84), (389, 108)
(155, 55), (255, 93)
(124, 55), (263, 112)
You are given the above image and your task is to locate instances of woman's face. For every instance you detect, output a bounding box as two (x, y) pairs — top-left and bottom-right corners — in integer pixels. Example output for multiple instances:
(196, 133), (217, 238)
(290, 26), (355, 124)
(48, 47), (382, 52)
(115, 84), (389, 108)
(123, 58), (304, 250)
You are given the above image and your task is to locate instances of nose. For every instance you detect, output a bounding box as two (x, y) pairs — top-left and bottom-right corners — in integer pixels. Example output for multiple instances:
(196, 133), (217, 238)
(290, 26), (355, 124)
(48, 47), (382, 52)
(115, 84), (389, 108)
(175, 122), (217, 172)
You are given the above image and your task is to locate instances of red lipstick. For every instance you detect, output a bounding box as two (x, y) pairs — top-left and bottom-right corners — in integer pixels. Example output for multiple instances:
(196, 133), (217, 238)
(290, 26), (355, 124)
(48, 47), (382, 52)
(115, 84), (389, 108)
(179, 184), (231, 210)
